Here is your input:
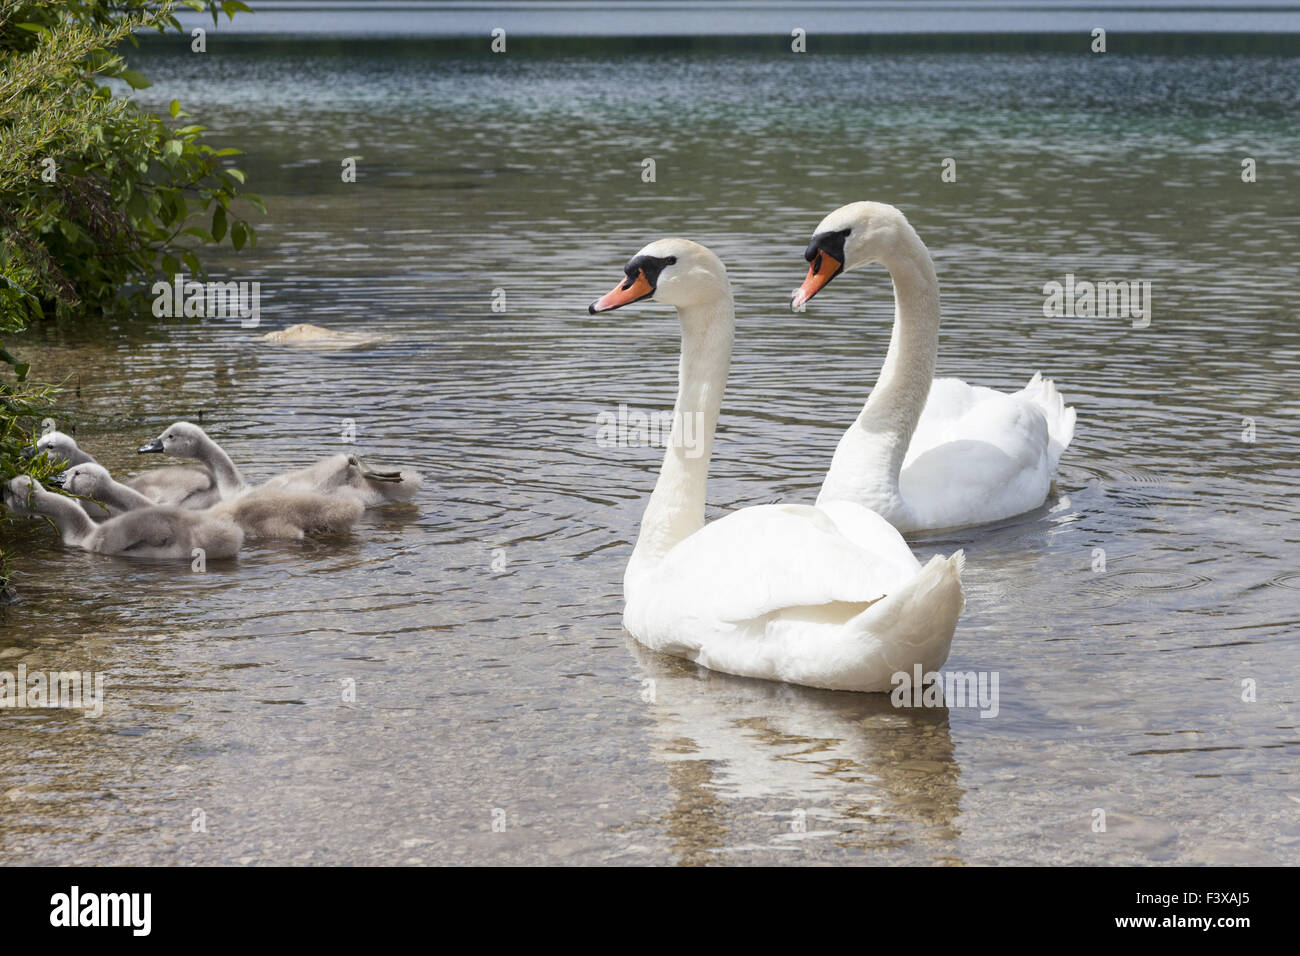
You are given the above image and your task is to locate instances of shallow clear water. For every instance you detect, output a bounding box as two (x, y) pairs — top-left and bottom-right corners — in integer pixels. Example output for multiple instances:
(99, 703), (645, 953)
(2, 40), (1298, 865)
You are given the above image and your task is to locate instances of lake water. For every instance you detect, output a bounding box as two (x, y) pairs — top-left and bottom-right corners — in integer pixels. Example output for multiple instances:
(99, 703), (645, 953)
(1, 34), (1298, 865)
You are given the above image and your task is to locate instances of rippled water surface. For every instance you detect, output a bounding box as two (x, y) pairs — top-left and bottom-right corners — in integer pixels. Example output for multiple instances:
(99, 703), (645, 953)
(2, 40), (1298, 865)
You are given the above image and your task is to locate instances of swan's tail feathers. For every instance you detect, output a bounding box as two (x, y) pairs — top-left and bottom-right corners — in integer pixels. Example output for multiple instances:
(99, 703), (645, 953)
(824, 552), (964, 692)
(1021, 372), (1076, 469)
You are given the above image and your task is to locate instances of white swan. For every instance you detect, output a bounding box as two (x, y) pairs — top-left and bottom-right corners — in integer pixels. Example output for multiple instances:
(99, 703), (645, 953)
(793, 201), (1077, 532)
(25, 431), (219, 509)
(590, 238), (964, 693)
(56, 462), (363, 540)
(4, 475), (242, 559)
(137, 422), (421, 507)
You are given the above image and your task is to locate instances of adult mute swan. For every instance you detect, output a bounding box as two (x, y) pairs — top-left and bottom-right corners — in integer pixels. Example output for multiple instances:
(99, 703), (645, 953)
(590, 238), (964, 693)
(24, 431), (219, 510)
(55, 463), (363, 540)
(137, 422), (421, 507)
(4, 475), (242, 559)
(793, 202), (1077, 533)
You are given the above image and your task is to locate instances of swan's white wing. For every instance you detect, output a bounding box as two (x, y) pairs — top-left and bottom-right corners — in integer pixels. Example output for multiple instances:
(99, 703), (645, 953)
(907, 378), (1047, 466)
(625, 502), (963, 692)
(630, 502), (920, 627)
(815, 499), (920, 570)
(899, 377), (1056, 529)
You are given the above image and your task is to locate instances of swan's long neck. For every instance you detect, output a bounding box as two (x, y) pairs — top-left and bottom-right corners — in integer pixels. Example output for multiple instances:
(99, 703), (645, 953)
(626, 294), (734, 583)
(195, 435), (244, 497)
(66, 446), (97, 467)
(818, 223), (939, 516)
(98, 477), (155, 512)
(38, 490), (97, 546)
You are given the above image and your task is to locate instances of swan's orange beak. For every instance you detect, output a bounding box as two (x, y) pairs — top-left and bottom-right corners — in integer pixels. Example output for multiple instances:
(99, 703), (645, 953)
(792, 250), (843, 310)
(589, 270), (654, 314)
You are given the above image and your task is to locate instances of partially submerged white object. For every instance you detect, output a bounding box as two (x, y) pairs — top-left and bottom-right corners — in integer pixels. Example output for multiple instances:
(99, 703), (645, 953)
(259, 323), (392, 349)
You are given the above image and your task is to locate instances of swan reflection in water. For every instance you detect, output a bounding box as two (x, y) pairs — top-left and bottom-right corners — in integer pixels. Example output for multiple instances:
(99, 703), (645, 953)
(628, 642), (965, 865)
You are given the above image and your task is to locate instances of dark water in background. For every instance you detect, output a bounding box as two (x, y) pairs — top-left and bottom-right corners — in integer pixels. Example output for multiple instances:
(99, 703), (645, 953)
(1, 33), (1298, 864)
(172, 1), (1300, 37)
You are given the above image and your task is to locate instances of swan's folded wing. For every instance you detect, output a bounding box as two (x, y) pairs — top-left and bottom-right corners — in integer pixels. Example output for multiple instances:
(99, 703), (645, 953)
(107, 518), (175, 553)
(126, 465), (215, 503)
(642, 503), (922, 625)
(908, 378), (1046, 465)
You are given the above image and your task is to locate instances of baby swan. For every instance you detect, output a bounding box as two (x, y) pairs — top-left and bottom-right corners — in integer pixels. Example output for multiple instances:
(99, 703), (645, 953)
(53, 462), (154, 519)
(25, 430), (219, 509)
(56, 462), (362, 540)
(139, 421), (421, 507)
(4, 475), (242, 559)
(256, 453), (422, 507)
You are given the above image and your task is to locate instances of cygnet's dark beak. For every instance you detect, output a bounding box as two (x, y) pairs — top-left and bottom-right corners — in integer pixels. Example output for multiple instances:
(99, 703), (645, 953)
(138, 439), (164, 454)
(17, 445), (35, 461)
(47, 471), (69, 489)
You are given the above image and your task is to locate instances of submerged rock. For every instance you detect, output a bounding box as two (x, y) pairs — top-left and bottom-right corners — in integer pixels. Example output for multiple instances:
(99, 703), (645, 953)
(259, 323), (392, 349)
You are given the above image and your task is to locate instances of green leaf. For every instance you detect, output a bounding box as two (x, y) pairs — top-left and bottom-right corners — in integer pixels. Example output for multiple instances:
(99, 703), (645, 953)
(0, 348), (30, 382)
(225, 168), (246, 184)
(16, 22), (49, 35)
(162, 139), (183, 160)
(126, 189), (149, 222)
(118, 69), (152, 90)
(231, 222), (247, 251)
(211, 205), (227, 242)
(213, 148), (244, 157)
(182, 227), (213, 242)
(244, 193), (267, 215)
(169, 99), (181, 118)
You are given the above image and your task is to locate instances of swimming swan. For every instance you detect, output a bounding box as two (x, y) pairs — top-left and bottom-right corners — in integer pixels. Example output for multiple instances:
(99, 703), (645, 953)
(25, 430), (219, 510)
(590, 238), (964, 693)
(4, 475), (242, 559)
(793, 201), (1076, 532)
(55, 463), (363, 540)
(137, 422), (421, 507)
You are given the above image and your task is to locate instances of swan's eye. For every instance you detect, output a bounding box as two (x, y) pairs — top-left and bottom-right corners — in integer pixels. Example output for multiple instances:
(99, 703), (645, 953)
(626, 254), (677, 290)
(805, 228), (852, 263)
